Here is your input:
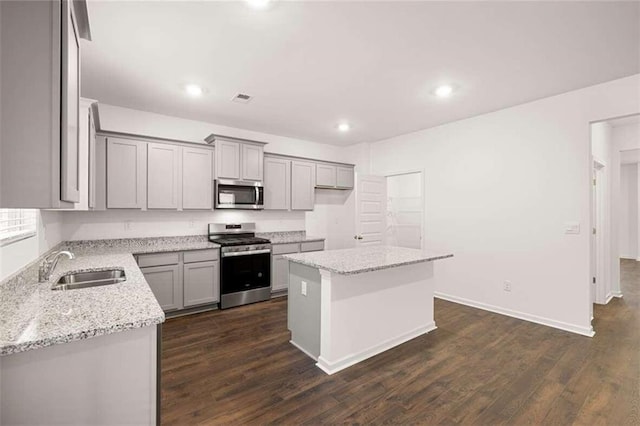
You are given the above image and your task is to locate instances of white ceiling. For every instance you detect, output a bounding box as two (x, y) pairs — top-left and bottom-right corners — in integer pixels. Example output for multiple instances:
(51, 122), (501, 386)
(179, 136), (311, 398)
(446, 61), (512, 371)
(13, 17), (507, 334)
(81, 1), (640, 145)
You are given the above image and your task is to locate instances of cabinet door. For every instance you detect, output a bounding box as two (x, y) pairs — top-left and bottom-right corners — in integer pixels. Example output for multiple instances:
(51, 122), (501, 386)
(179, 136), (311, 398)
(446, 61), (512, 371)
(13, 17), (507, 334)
(316, 164), (337, 188)
(60, 0), (81, 203)
(241, 143), (264, 181)
(264, 157), (291, 210)
(147, 143), (180, 209)
(183, 260), (219, 307)
(291, 160), (316, 210)
(215, 140), (241, 180)
(141, 264), (182, 312)
(106, 138), (146, 209)
(182, 147), (213, 210)
(271, 254), (290, 293)
(88, 104), (96, 209)
(336, 166), (355, 189)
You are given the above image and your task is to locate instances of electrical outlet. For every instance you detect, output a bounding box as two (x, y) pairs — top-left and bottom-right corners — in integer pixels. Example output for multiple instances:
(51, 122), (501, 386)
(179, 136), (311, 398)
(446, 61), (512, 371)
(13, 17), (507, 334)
(188, 219), (195, 228)
(503, 280), (512, 292)
(301, 281), (307, 296)
(124, 220), (132, 231)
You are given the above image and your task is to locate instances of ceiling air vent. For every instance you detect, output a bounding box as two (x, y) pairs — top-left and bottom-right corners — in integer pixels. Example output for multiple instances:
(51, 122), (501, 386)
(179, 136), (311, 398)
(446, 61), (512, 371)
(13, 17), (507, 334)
(232, 93), (253, 104)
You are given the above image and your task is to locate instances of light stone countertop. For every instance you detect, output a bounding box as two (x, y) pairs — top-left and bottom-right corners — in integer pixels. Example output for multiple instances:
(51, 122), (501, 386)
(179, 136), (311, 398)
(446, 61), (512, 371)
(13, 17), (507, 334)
(257, 231), (325, 245)
(283, 245), (453, 275)
(0, 236), (221, 356)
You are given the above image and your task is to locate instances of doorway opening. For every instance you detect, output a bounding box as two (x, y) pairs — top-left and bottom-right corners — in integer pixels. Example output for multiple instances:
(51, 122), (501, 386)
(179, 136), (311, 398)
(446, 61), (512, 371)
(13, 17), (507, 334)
(590, 114), (640, 324)
(385, 171), (424, 249)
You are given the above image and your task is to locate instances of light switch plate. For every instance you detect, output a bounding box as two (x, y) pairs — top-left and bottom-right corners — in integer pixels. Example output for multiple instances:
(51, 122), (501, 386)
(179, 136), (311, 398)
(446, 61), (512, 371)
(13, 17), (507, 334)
(301, 281), (307, 296)
(564, 222), (580, 234)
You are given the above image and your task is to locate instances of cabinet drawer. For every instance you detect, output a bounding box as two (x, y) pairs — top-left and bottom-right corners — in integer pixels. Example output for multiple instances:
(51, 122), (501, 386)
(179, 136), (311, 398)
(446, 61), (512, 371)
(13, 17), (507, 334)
(272, 243), (300, 255)
(300, 241), (324, 252)
(137, 252), (180, 268)
(183, 249), (220, 263)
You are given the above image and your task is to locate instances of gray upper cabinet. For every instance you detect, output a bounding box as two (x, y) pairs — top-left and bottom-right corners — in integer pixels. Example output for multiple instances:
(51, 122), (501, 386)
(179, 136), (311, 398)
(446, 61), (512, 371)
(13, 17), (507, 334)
(147, 143), (180, 209)
(60, 0), (81, 204)
(0, 0), (90, 208)
(316, 164), (337, 188)
(241, 143), (264, 181)
(140, 264), (182, 312)
(215, 140), (241, 180)
(291, 160), (316, 210)
(336, 166), (355, 189)
(183, 260), (220, 307)
(182, 147), (213, 210)
(264, 156), (291, 210)
(106, 137), (146, 209)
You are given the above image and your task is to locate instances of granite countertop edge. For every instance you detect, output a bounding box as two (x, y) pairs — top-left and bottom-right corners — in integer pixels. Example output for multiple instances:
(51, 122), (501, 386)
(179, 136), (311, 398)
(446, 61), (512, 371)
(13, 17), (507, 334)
(0, 313), (164, 357)
(283, 251), (454, 275)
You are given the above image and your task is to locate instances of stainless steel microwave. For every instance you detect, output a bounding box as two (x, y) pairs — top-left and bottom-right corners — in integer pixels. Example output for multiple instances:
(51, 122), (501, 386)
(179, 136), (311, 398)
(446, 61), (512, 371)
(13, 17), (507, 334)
(214, 180), (264, 210)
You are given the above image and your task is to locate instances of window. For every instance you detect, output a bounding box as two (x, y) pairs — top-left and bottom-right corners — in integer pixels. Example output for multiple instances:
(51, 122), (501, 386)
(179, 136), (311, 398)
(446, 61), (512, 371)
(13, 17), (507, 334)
(0, 209), (37, 246)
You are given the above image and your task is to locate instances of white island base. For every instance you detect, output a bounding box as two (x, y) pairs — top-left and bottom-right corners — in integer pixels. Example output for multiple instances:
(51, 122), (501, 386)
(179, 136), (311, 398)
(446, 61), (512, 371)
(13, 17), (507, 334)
(288, 260), (437, 375)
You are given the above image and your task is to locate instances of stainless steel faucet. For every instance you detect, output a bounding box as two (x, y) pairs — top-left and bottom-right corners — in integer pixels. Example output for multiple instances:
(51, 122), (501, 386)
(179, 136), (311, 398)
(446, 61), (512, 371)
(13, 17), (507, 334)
(39, 250), (75, 282)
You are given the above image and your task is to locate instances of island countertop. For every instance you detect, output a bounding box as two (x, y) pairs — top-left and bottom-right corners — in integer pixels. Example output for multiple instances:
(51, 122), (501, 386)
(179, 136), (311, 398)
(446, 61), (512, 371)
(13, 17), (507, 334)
(283, 245), (453, 275)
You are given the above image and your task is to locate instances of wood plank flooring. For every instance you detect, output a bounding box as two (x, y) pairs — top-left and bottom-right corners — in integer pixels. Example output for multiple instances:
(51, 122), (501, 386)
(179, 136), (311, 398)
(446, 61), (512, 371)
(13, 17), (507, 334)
(161, 260), (639, 425)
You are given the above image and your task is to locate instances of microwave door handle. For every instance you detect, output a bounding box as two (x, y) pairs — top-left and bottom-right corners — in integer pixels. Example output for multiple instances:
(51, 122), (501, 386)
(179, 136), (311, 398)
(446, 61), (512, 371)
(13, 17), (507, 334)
(255, 186), (259, 203)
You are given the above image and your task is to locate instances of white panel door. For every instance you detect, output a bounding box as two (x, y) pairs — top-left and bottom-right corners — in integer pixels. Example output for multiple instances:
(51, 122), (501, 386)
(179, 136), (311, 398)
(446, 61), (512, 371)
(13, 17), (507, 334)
(241, 143), (264, 181)
(264, 157), (291, 210)
(147, 143), (180, 209)
(291, 160), (316, 210)
(355, 175), (387, 246)
(182, 147), (213, 210)
(215, 140), (241, 180)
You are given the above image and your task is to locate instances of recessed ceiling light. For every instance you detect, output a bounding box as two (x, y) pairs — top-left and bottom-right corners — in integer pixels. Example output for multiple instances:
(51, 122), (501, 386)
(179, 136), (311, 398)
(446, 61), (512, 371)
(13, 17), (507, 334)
(246, 0), (271, 10)
(434, 85), (454, 98)
(337, 122), (351, 132)
(184, 84), (204, 97)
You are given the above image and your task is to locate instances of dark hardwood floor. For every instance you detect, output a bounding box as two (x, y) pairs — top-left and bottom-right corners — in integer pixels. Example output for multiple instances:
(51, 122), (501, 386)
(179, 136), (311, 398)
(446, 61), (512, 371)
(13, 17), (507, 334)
(161, 260), (639, 425)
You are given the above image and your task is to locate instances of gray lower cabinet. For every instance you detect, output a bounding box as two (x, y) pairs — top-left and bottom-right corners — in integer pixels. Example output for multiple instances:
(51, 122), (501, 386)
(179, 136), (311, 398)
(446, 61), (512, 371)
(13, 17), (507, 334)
(140, 264), (182, 311)
(271, 255), (291, 292)
(183, 260), (219, 307)
(138, 249), (220, 314)
(271, 241), (324, 294)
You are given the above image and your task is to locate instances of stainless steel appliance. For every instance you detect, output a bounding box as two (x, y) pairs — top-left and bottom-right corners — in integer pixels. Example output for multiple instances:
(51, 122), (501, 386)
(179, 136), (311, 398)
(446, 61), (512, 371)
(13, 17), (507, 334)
(214, 180), (264, 210)
(209, 223), (271, 309)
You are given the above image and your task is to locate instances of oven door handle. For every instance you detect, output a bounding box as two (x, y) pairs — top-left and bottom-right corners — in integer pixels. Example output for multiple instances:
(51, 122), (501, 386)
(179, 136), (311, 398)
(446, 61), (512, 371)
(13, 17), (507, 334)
(222, 249), (272, 257)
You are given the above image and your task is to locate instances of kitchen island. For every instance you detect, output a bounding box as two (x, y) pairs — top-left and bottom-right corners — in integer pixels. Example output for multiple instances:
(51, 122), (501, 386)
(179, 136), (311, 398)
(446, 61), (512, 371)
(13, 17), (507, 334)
(284, 245), (453, 374)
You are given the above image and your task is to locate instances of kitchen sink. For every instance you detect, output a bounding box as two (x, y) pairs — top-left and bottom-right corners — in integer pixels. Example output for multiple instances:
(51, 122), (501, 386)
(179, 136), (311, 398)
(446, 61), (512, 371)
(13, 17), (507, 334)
(52, 269), (126, 291)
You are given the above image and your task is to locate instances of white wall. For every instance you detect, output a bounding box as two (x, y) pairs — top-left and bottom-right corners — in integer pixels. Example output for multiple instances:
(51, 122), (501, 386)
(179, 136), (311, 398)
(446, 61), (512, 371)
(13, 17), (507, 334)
(369, 74), (640, 336)
(619, 164), (639, 259)
(0, 210), (63, 280)
(62, 209), (304, 241)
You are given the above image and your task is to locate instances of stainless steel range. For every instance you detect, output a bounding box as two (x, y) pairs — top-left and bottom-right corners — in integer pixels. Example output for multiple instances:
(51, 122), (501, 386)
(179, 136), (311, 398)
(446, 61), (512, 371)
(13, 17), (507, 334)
(208, 223), (271, 309)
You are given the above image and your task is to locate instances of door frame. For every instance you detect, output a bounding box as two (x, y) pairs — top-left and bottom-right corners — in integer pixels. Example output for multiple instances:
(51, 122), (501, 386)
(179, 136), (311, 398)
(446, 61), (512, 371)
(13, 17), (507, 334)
(384, 169), (425, 249)
(591, 159), (609, 305)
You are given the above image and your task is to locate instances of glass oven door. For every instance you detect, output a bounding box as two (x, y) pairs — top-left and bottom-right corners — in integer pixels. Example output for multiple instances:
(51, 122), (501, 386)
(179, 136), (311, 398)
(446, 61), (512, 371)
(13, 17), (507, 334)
(221, 251), (271, 295)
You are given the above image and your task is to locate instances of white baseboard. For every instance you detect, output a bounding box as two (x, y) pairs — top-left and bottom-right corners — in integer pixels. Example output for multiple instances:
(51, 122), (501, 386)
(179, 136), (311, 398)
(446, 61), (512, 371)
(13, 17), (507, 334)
(316, 322), (437, 375)
(604, 293), (614, 304)
(434, 292), (595, 337)
(637, 257), (640, 262)
(289, 340), (318, 361)
(611, 290), (624, 298)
